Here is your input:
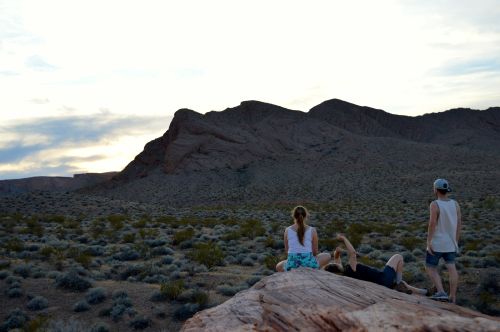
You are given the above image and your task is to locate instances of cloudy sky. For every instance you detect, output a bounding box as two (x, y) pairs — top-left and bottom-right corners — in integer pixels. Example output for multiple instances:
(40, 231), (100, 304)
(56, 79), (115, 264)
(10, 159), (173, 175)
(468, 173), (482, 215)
(1, 0), (500, 180)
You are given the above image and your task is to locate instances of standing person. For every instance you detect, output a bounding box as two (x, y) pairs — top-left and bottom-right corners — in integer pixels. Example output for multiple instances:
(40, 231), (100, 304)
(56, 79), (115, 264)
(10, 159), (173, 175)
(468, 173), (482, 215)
(276, 206), (331, 272)
(426, 178), (462, 303)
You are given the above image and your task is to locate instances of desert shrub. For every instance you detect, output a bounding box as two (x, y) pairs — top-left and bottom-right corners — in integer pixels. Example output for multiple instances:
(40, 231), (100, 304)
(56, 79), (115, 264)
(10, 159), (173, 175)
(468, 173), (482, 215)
(4, 238), (24, 252)
(86, 287), (107, 304)
(0, 308), (29, 331)
(0, 259), (10, 269)
(27, 296), (48, 311)
(14, 264), (32, 278)
(160, 280), (184, 300)
(23, 217), (44, 237)
(55, 270), (92, 291)
(122, 233), (136, 243)
(265, 236), (275, 248)
(174, 228), (195, 245)
(0, 270), (10, 279)
(151, 290), (167, 302)
(129, 315), (152, 330)
(91, 322), (110, 332)
(133, 218), (147, 229)
(110, 304), (127, 322)
(120, 265), (142, 280)
(107, 214), (126, 231)
(216, 284), (246, 296)
(73, 300), (90, 312)
(114, 247), (141, 261)
(240, 219), (266, 239)
(474, 271), (500, 315)
(162, 256), (174, 265)
(145, 239), (168, 247)
(357, 243), (373, 254)
(221, 231), (241, 241)
(246, 276), (262, 286)
(241, 258), (254, 266)
(412, 248), (425, 257)
(178, 289), (209, 306)
(402, 251), (416, 262)
(7, 287), (23, 298)
(174, 303), (200, 321)
(23, 315), (49, 332)
(188, 242), (225, 268)
(112, 290), (129, 300)
(464, 239), (482, 251)
(263, 255), (281, 270)
(152, 246), (173, 256)
(399, 237), (422, 251)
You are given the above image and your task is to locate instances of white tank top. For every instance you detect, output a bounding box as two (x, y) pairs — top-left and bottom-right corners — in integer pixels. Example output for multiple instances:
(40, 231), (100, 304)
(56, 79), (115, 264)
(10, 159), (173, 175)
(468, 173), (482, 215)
(287, 226), (314, 254)
(432, 199), (459, 253)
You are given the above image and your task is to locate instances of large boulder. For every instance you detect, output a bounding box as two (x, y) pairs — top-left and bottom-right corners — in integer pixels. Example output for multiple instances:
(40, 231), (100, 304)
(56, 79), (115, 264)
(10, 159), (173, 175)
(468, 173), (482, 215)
(182, 268), (500, 331)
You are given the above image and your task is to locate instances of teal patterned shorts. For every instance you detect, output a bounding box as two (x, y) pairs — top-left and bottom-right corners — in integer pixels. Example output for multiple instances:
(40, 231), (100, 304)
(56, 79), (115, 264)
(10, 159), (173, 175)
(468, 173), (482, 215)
(285, 253), (319, 271)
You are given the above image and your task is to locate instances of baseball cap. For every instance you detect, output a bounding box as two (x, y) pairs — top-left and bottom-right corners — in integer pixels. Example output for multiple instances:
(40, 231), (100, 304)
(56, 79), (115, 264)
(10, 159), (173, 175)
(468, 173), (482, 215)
(433, 178), (452, 192)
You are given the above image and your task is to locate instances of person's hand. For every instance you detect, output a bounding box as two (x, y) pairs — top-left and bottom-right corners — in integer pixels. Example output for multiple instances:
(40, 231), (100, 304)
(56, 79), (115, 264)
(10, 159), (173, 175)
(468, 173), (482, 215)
(336, 233), (346, 241)
(333, 247), (342, 259)
(426, 243), (434, 255)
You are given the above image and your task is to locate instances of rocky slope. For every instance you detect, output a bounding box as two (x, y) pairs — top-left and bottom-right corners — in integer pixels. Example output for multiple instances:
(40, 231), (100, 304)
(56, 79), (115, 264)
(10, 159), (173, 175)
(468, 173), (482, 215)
(182, 268), (500, 331)
(86, 99), (500, 206)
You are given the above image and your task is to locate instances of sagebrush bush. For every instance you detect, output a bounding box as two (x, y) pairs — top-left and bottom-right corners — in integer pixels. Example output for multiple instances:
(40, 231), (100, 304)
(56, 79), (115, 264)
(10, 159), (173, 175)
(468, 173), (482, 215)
(55, 270), (92, 291)
(129, 315), (152, 330)
(216, 284), (246, 296)
(73, 300), (90, 312)
(7, 287), (23, 298)
(91, 322), (110, 332)
(246, 276), (261, 286)
(0, 308), (29, 331)
(174, 303), (200, 321)
(86, 287), (107, 304)
(27, 296), (49, 311)
(14, 264), (32, 278)
(112, 290), (129, 300)
(173, 228), (195, 245)
(178, 289), (209, 306)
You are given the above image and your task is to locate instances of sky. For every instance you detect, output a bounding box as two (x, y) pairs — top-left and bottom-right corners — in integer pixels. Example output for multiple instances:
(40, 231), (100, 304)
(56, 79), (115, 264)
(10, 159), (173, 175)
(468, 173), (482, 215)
(1, 0), (500, 180)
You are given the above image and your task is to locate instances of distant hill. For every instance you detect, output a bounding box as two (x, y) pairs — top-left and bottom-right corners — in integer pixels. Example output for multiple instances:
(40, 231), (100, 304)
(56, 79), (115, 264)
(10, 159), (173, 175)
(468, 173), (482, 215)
(84, 99), (500, 206)
(0, 172), (118, 196)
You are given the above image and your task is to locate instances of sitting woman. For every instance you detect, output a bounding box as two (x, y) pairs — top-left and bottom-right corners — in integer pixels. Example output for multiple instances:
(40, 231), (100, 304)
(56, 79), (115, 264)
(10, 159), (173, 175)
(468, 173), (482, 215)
(276, 206), (331, 272)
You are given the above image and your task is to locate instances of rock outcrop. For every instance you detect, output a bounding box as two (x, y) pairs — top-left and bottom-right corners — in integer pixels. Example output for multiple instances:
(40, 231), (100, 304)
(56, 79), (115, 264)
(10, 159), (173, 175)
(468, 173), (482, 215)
(182, 268), (500, 332)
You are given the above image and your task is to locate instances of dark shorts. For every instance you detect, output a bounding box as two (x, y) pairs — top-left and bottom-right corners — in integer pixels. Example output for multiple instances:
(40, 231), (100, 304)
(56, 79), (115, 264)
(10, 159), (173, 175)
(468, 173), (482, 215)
(425, 251), (456, 267)
(379, 265), (397, 288)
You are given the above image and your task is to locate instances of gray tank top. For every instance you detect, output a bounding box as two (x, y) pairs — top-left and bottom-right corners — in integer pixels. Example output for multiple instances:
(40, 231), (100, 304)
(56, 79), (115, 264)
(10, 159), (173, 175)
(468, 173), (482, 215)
(431, 199), (459, 253)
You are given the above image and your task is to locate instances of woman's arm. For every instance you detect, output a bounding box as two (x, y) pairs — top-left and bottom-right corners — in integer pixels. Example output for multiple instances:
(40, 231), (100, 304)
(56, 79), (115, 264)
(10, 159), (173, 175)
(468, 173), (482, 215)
(284, 228), (288, 254)
(312, 227), (318, 256)
(455, 201), (462, 244)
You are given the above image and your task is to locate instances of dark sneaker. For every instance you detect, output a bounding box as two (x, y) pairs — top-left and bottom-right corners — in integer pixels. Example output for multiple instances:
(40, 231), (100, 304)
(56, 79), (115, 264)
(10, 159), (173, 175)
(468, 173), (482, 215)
(394, 282), (412, 294)
(430, 291), (449, 302)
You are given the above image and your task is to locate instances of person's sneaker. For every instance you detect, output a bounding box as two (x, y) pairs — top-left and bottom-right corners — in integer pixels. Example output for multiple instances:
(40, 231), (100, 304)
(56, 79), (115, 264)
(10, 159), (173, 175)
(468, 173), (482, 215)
(430, 291), (449, 302)
(394, 282), (412, 294)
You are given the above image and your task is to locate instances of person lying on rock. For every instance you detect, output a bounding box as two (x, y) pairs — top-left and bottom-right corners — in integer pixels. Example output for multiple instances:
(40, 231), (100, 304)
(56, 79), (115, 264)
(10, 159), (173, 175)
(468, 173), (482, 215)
(275, 206), (331, 272)
(324, 234), (428, 295)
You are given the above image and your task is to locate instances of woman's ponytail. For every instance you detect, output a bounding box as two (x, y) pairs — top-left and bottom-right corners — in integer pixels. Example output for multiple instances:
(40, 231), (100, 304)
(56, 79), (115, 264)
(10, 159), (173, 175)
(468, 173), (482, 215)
(292, 206), (308, 245)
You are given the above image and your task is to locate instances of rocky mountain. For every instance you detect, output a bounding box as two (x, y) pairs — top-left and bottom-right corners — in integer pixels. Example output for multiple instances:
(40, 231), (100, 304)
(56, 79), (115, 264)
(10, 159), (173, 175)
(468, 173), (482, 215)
(0, 172), (117, 196)
(182, 268), (500, 331)
(87, 99), (500, 206)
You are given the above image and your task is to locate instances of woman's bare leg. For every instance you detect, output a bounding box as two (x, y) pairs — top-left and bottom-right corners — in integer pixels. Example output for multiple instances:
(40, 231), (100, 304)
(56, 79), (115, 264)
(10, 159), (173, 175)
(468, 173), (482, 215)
(276, 260), (286, 272)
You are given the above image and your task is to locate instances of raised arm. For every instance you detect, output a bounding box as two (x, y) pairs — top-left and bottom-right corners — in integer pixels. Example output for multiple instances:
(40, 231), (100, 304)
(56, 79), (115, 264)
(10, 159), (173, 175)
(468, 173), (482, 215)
(427, 202), (438, 254)
(337, 234), (357, 270)
(312, 227), (319, 256)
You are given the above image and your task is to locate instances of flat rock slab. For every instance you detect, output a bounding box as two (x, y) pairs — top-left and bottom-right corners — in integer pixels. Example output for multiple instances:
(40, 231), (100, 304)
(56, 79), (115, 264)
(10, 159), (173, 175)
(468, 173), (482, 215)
(182, 268), (500, 332)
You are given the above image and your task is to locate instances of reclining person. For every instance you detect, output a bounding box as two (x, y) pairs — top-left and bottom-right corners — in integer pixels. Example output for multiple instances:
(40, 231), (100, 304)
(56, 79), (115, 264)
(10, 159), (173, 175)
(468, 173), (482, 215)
(324, 234), (427, 295)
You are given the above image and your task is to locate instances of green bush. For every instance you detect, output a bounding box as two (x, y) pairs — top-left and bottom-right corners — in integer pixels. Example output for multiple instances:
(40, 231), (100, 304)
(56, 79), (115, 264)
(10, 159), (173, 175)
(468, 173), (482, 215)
(160, 280), (184, 300)
(173, 228), (195, 245)
(4, 238), (24, 252)
(264, 255), (281, 270)
(240, 219), (266, 239)
(107, 214), (126, 231)
(122, 233), (136, 243)
(188, 242), (225, 268)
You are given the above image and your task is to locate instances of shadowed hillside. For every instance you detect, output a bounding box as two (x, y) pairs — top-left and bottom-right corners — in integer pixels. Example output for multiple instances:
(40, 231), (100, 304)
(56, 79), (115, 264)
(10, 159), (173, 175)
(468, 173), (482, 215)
(85, 99), (500, 207)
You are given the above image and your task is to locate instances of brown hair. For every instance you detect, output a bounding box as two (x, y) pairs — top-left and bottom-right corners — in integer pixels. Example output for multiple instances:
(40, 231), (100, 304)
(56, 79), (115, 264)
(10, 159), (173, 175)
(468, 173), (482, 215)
(292, 206), (308, 245)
